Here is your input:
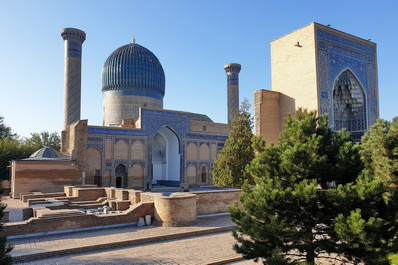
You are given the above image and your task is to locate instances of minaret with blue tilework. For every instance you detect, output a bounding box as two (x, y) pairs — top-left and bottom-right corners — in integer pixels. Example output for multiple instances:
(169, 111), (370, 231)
(61, 28), (86, 129)
(224, 63), (241, 124)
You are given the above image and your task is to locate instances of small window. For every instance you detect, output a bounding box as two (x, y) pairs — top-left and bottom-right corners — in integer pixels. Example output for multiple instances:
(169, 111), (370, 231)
(95, 170), (101, 176)
(203, 125), (207, 131)
(201, 166), (207, 183)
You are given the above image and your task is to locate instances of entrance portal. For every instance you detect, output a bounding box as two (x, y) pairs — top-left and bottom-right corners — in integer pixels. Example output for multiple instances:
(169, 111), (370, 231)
(152, 127), (180, 186)
(333, 70), (366, 132)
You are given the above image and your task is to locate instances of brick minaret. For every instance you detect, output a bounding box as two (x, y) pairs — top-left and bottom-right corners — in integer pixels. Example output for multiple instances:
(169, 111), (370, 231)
(61, 28), (86, 129)
(224, 63), (241, 124)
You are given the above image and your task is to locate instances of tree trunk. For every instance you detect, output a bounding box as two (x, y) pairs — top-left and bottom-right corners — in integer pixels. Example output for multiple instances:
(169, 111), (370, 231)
(306, 247), (316, 265)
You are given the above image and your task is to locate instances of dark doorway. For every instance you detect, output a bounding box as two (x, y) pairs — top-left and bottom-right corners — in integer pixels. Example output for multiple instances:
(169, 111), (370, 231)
(116, 177), (122, 188)
(94, 169), (101, 187)
(115, 164), (127, 188)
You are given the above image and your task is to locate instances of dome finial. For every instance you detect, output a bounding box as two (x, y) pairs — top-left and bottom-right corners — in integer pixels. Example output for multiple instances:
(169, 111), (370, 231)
(132, 36), (136, 44)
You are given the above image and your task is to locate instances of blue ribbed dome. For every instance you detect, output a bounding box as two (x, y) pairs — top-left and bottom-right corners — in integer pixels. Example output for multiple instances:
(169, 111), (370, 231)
(102, 43), (165, 99)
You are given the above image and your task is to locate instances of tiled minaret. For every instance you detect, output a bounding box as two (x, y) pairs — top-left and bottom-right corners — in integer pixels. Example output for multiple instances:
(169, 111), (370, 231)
(61, 28), (86, 129)
(224, 63), (241, 124)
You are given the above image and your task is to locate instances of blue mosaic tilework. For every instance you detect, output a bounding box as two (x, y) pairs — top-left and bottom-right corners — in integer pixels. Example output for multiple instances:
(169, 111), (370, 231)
(88, 108), (228, 184)
(115, 138), (130, 144)
(102, 43), (165, 100)
(316, 27), (378, 138)
(350, 131), (365, 142)
(103, 89), (163, 101)
(66, 40), (83, 59)
(317, 29), (374, 55)
(87, 144), (104, 152)
(87, 137), (103, 142)
(156, 180), (180, 187)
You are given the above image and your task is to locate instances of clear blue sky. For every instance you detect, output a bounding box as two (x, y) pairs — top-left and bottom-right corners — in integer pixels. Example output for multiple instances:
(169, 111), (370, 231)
(1, 0), (397, 137)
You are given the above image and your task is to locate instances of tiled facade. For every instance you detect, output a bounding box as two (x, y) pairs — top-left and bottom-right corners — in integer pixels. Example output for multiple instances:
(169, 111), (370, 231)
(84, 108), (228, 190)
(316, 26), (378, 140)
(260, 23), (379, 143)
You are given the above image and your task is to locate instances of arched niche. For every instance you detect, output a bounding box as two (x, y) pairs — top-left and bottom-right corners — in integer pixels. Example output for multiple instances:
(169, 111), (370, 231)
(85, 146), (102, 185)
(333, 69), (367, 132)
(131, 140), (144, 160)
(103, 170), (111, 187)
(114, 140), (128, 160)
(186, 163), (197, 187)
(151, 126), (181, 186)
(199, 143), (210, 160)
(129, 163), (144, 189)
(186, 142), (198, 161)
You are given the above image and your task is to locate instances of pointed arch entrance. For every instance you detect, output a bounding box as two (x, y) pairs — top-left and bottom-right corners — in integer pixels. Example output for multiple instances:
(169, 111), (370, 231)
(115, 164), (127, 188)
(151, 126), (181, 186)
(332, 69), (367, 132)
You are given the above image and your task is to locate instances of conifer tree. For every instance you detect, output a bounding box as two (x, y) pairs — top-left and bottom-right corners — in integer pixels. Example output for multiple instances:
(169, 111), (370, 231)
(213, 99), (255, 187)
(0, 183), (12, 265)
(360, 117), (398, 184)
(229, 109), (398, 265)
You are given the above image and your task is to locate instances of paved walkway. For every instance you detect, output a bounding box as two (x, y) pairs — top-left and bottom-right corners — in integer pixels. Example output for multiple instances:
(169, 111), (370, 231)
(15, 231), (258, 265)
(8, 214), (237, 263)
(2, 196), (25, 222)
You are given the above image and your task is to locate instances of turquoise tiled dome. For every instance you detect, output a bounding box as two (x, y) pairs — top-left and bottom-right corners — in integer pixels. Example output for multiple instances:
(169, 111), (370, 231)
(102, 43), (165, 100)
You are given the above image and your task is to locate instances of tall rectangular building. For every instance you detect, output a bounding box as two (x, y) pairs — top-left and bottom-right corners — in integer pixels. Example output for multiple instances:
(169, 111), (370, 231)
(256, 22), (379, 143)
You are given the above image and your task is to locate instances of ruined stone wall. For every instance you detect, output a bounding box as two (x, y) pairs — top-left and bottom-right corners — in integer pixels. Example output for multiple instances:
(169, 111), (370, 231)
(2, 202), (154, 237)
(154, 193), (196, 226)
(194, 190), (241, 215)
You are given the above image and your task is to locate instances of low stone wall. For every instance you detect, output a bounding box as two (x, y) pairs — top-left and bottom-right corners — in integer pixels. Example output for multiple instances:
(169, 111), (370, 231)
(72, 188), (106, 201)
(141, 192), (163, 203)
(2, 202), (154, 237)
(23, 208), (34, 220)
(154, 193), (196, 227)
(193, 189), (241, 215)
(21, 192), (66, 203)
(64, 185), (97, 197)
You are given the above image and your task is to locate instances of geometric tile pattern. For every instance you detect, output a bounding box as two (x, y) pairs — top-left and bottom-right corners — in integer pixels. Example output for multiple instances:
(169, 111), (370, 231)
(87, 108), (228, 187)
(316, 28), (378, 141)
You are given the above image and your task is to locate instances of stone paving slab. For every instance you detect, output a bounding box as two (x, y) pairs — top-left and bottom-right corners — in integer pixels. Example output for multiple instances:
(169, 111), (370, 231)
(2, 196), (25, 222)
(9, 214), (237, 263)
(15, 232), (255, 265)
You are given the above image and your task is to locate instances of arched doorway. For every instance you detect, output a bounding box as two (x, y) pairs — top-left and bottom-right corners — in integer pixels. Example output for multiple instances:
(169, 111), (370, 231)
(333, 70), (366, 132)
(151, 127), (181, 186)
(85, 147), (102, 186)
(115, 164), (127, 188)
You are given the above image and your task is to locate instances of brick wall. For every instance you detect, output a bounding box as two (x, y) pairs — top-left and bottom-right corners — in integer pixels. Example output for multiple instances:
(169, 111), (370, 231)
(2, 202), (154, 237)
(194, 190), (241, 215)
(11, 160), (82, 198)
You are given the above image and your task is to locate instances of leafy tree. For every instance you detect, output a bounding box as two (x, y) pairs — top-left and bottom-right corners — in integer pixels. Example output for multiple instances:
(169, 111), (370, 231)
(0, 115), (16, 140)
(0, 183), (13, 264)
(213, 99), (255, 187)
(229, 109), (397, 264)
(0, 138), (37, 180)
(23, 131), (61, 151)
(360, 118), (398, 184)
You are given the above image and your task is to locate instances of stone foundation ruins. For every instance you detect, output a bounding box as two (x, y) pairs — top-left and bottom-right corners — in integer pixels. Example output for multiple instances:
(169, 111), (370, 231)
(2, 186), (241, 237)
